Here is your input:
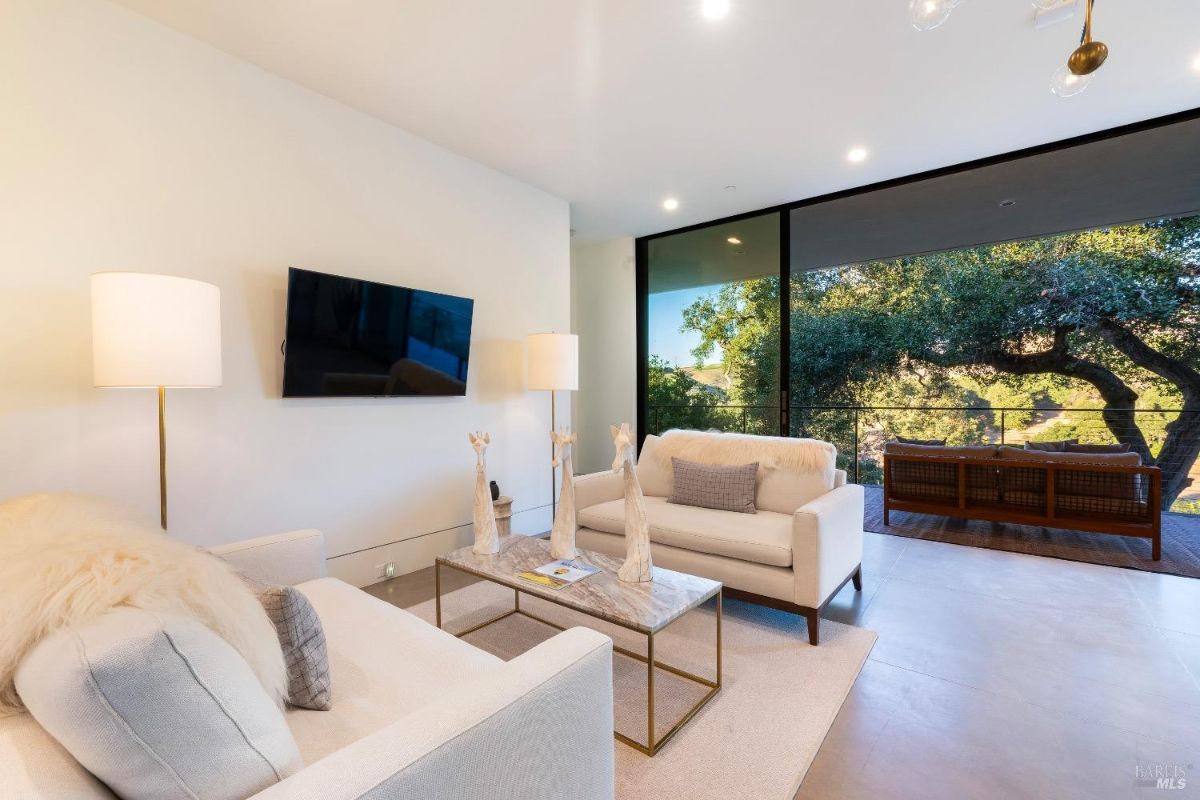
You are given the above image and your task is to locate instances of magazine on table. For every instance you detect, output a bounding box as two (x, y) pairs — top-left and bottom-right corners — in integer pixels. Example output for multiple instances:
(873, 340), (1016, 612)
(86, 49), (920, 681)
(516, 559), (600, 590)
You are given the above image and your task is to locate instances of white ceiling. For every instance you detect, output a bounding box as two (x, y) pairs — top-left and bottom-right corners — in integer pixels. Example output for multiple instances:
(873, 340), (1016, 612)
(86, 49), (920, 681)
(113, 0), (1200, 240)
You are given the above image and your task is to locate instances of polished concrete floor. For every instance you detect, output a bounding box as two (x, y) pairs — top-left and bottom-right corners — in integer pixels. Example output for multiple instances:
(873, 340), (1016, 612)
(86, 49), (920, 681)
(365, 532), (1200, 799)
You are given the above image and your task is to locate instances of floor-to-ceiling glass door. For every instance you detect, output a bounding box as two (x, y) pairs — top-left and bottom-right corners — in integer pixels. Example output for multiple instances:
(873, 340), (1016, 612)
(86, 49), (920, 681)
(642, 212), (781, 438)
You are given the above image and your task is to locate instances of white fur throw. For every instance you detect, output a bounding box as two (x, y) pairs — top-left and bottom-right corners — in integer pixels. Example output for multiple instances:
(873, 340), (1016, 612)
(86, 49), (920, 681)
(0, 493), (286, 713)
(648, 429), (836, 475)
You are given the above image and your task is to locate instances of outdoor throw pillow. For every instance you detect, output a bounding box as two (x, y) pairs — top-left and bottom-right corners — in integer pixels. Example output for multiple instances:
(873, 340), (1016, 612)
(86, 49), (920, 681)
(670, 457), (758, 514)
(896, 436), (947, 446)
(1065, 442), (1132, 454)
(1024, 439), (1077, 452)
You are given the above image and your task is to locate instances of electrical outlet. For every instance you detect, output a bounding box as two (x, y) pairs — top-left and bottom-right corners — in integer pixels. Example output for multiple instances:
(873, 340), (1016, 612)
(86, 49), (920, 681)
(376, 561), (396, 579)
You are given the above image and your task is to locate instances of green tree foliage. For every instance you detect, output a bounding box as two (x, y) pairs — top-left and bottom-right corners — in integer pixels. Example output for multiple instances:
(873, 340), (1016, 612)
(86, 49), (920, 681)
(645, 355), (737, 434)
(679, 217), (1200, 508)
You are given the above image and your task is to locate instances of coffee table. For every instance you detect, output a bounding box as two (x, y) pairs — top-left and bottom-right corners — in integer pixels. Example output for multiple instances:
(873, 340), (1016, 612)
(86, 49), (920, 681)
(436, 536), (722, 756)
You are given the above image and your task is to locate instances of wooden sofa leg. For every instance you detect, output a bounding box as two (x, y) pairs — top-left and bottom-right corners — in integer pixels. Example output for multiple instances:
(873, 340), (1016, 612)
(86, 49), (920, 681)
(1153, 530), (1161, 561)
(852, 565), (863, 592)
(806, 610), (820, 646)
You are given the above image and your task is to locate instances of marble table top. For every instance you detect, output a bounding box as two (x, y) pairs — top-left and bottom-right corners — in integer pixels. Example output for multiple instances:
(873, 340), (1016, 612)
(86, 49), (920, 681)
(437, 536), (721, 634)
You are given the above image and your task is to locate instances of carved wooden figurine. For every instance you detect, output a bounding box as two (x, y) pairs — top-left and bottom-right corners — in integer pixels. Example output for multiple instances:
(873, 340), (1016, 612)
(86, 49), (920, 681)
(468, 431), (500, 555)
(612, 423), (652, 583)
(549, 427), (578, 560)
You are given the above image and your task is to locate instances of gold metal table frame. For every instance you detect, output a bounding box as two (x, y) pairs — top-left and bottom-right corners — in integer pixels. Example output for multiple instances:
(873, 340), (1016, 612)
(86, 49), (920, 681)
(435, 560), (722, 757)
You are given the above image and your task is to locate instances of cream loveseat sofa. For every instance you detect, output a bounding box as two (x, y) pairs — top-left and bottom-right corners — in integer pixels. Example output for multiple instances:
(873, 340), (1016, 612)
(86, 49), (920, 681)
(0, 529), (615, 800)
(574, 430), (864, 645)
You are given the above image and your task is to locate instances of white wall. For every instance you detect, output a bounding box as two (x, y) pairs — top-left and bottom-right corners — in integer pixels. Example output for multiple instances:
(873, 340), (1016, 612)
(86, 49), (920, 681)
(570, 238), (637, 475)
(0, 0), (569, 586)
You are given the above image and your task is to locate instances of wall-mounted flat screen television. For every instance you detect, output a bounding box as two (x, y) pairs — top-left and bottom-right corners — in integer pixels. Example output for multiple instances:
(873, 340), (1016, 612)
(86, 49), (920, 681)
(282, 268), (474, 398)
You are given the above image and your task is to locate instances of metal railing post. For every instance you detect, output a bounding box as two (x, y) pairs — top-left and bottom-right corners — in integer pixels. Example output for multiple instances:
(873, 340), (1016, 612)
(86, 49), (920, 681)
(1000, 409), (1006, 446)
(742, 407), (748, 434)
(853, 408), (860, 484)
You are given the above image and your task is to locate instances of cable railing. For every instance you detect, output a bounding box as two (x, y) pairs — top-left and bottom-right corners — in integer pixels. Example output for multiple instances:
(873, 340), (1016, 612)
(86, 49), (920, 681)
(647, 404), (1200, 514)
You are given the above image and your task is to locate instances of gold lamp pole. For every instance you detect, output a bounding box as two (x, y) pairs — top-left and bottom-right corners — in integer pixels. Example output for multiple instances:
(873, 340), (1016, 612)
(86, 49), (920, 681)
(526, 333), (579, 520)
(158, 385), (167, 529)
(92, 273), (222, 531)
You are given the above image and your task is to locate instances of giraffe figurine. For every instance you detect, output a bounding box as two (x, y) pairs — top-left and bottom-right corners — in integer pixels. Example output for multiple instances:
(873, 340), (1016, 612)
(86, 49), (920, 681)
(611, 423), (653, 583)
(549, 427), (578, 560)
(468, 431), (500, 555)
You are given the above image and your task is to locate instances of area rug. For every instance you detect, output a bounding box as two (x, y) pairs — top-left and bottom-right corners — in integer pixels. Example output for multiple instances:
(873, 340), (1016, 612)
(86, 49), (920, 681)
(408, 581), (876, 800)
(863, 485), (1200, 579)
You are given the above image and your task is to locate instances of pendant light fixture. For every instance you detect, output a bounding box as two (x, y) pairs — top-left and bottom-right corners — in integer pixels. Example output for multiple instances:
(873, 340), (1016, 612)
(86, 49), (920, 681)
(910, 0), (1111, 98)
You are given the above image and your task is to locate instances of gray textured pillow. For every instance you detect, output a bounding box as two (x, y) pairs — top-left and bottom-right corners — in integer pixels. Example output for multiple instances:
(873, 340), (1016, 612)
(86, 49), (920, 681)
(255, 585), (332, 711)
(1024, 439), (1077, 452)
(669, 457), (757, 514)
(1065, 442), (1132, 454)
(896, 436), (946, 446)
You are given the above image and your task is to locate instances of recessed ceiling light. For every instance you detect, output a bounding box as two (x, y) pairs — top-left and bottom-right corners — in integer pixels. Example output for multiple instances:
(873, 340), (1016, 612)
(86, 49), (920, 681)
(998, 198), (1017, 208)
(1193, 52), (1200, 73)
(727, 236), (742, 244)
(702, 0), (731, 20)
(846, 147), (868, 163)
(725, 185), (737, 191)
(662, 197), (680, 211)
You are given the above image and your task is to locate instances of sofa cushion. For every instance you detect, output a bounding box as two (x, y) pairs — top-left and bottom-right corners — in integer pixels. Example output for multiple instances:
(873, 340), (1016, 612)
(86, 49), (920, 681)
(882, 443), (999, 458)
(636, 434), (672, 497)
(998, 447), (1142, 499)
(0, 712), (116, 799)
(670, 458), (758, 513)
(642, 430), (836, 514)
(287, 578), (502, 763)
(1065, 442), (1132, 454)
(578, 495), (793, 567)
(15, 608), (302, 800)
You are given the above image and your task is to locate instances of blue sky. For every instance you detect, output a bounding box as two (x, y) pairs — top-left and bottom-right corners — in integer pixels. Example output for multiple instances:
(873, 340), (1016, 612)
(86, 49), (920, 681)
(648, 285), (725, 367)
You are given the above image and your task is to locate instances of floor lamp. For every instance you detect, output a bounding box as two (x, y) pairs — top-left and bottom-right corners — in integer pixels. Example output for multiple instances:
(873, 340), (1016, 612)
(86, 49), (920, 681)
(91, 273), (222, 530)
(527, 333), (578, 518)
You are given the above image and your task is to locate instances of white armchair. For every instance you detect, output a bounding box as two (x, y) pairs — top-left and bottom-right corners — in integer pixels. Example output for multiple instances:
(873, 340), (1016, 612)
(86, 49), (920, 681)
(574, 430), (864, 645)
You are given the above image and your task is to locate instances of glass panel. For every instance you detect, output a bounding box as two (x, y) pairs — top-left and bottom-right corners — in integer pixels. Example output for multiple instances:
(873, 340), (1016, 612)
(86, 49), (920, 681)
(645, 213), (780, 437)
(787, 205), (1200, 516)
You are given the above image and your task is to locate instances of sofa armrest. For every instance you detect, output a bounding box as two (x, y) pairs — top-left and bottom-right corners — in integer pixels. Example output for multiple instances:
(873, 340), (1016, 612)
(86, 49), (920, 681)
(208, 529), (327, 586)
(250, 627), (614, 800)
(574, 470), (624, 515)
(792, 484), (864, 609)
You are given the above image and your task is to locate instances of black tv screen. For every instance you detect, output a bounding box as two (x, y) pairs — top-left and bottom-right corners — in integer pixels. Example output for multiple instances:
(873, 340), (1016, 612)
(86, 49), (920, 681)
(282, 268), (474, 397)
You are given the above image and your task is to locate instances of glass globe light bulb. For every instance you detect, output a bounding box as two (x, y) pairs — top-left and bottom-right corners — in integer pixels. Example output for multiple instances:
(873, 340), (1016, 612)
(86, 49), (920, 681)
(909, 0), (953, 31)
(1050, 63), (1092, 97)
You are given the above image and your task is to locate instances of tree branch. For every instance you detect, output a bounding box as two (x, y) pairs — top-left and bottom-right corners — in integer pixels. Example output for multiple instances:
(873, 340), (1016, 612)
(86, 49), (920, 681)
(924, 328), (1155, 463)
(1096, 319), (1200, 403)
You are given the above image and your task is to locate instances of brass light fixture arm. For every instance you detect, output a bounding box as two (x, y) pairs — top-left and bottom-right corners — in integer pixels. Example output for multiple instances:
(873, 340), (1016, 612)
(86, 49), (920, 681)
(1068, 0), (1108, 76)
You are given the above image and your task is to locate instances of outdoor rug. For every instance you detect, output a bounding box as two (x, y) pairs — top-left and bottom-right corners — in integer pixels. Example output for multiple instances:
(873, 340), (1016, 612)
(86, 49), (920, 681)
(409, 580), (876, 800)
(863, 485), (1200, 579)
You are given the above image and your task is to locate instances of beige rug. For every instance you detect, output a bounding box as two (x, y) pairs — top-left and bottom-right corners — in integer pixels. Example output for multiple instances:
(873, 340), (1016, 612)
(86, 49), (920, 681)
(408, 581), (876, 800)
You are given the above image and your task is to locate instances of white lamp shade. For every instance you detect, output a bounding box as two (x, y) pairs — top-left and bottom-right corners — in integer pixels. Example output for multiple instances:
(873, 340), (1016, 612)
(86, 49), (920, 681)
(91, 273), (222, 388)
(526, 333), (578, 391)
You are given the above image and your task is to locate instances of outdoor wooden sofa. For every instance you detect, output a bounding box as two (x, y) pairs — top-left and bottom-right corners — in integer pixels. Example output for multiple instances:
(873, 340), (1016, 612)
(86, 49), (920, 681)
(882, 443), (1163, 559)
